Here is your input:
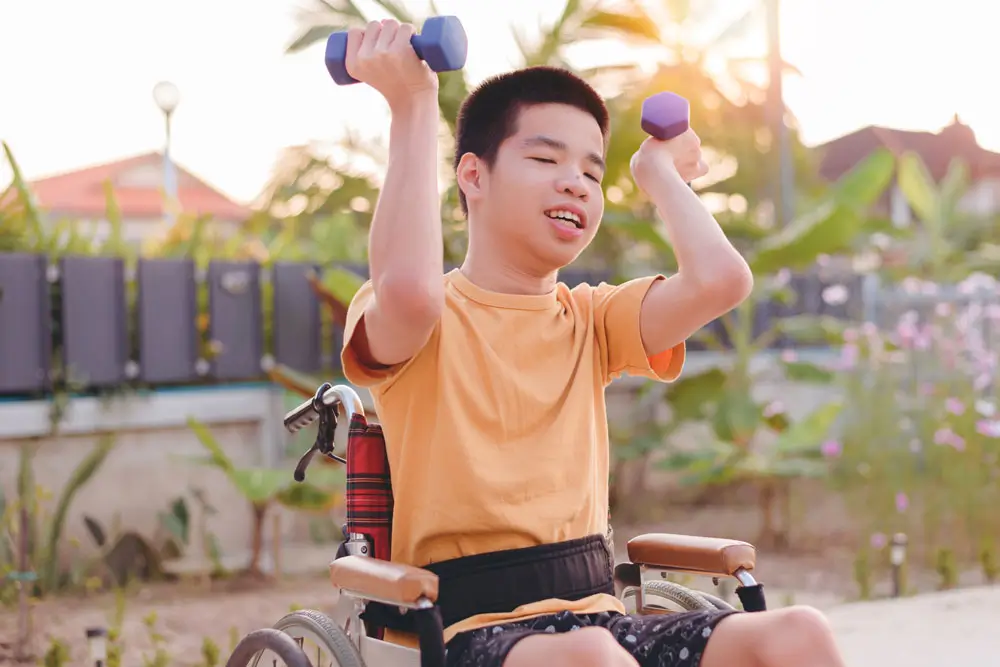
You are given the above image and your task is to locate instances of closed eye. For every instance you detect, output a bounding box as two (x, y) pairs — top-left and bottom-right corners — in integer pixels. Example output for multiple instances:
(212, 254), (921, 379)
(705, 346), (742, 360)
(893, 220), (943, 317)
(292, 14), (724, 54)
(532, 157), (602, 183)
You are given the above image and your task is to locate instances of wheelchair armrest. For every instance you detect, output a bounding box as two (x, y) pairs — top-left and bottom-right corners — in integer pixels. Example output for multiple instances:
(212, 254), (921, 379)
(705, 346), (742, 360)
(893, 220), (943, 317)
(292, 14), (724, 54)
(626, 533), (756, 578)
(329, 555), (439, 606)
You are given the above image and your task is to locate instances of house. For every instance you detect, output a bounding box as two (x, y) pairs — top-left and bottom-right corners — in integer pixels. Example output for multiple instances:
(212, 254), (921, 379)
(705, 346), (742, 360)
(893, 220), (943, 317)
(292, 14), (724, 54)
(816, 115), (1000, 225)
(9, 152), (252, 247)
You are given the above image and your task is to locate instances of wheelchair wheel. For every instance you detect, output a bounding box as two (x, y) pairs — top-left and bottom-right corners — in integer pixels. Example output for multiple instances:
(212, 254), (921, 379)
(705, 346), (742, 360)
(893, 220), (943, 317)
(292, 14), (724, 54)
(695, 589), (738, 611)
(226, 628), (311, 667)
(259, 609), (366, 667)
(622, 581), (717, 613)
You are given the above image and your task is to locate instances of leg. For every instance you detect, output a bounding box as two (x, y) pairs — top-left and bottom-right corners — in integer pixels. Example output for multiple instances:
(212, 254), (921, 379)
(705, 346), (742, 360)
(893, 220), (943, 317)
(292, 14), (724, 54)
(447, 612), (638, 667)
(505, 626), (638, 667)
(700, 605), (846, 667)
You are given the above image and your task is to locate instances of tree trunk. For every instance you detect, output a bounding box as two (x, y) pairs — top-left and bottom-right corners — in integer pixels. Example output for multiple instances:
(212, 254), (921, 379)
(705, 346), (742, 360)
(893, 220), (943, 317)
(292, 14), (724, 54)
(248, 503), (269, 576)
(758, 480), (776, 549)
(776, 480), (792, 550)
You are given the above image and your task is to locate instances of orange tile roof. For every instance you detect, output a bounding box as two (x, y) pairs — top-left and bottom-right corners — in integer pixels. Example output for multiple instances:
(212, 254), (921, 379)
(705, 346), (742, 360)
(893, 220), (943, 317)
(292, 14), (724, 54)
(817, 116), (1000, 182)
(14, 151), (252, 222)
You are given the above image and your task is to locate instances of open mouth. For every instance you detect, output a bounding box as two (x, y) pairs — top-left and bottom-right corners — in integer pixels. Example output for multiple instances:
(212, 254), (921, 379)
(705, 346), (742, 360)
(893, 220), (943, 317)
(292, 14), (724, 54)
(544, 208), (584, 230)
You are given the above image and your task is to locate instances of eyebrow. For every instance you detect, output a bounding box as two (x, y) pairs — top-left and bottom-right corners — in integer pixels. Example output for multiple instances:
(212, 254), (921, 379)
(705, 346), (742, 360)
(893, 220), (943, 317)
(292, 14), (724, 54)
(521, 135), (606, 172)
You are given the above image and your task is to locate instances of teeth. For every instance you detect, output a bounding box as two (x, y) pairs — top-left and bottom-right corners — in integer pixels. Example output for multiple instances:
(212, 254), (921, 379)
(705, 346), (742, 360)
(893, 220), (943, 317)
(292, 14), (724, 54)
(545, 209), (582, 228)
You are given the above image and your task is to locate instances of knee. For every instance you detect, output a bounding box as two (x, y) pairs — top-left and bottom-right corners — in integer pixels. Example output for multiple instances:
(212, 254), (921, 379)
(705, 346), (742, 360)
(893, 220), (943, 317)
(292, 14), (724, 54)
(756, 606), (836, 663)
(559, 627), (635, 667)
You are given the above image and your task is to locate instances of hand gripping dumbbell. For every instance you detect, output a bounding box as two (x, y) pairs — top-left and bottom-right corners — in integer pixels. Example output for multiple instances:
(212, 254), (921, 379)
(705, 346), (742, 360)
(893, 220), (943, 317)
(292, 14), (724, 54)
(324, 15), (469, 86)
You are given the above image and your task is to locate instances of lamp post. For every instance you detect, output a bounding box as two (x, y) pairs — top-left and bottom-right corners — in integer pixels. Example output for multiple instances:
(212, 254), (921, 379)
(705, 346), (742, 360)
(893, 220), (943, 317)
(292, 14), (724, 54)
(86, 627), (108, 666)
(890, 532), (908, 597)
(152, 81), (180, 226)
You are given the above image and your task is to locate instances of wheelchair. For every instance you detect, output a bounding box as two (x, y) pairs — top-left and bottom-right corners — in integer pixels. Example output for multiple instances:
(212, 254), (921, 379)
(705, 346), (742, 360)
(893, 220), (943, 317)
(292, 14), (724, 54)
(226, 384), (767, 667)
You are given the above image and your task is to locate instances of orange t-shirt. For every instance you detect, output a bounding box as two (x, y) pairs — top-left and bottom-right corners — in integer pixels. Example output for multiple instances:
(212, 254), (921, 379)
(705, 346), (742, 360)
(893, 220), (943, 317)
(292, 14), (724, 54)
(341, 269), (684, 643)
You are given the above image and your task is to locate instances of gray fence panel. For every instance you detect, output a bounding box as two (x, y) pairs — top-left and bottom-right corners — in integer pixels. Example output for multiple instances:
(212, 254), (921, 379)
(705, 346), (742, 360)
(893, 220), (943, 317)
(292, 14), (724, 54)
(61, 255), (127, 388)
(0, 253), (51, 394)
(272, 262), (322, 373)
(137, 258), (199, 384)
(207, 260), (263, 381)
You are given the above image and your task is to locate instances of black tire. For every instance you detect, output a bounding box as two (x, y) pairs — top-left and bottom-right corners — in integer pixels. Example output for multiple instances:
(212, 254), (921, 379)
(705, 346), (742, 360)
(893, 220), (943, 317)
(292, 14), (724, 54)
(267, 609), (366, 667)
(622, 580), (717, 612)
(226, 628), (311, 667)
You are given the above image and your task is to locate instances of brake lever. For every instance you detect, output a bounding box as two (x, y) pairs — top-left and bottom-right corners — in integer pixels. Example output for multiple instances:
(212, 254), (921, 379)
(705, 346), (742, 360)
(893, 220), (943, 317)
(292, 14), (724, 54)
(292, 395), (346, 483)
(293, 443), (318, 482)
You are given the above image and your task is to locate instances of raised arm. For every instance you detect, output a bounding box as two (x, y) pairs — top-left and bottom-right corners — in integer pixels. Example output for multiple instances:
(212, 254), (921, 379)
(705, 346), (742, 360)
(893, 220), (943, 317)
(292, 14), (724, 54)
(630, 131), (754, 357)
(344, 20), (445, 368)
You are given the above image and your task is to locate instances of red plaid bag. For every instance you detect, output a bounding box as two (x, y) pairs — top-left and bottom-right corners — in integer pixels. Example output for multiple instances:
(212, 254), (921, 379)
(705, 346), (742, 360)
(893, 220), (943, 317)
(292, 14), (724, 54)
(344, 412), (394, 563)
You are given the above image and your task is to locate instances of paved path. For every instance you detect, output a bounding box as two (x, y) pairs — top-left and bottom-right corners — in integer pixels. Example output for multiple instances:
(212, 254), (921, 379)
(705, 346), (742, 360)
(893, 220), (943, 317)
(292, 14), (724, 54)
(824, 586), (1000, 665)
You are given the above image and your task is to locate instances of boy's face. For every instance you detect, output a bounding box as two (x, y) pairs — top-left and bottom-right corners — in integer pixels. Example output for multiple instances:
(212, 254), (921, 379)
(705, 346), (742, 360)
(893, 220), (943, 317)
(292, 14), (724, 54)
(461, 103), (606, 272)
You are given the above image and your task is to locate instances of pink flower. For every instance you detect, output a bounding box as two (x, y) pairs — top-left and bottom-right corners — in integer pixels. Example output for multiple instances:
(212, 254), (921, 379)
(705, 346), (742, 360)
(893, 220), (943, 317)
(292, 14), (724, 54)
(976, 420), (1000, 438)
(901, 277), (922, 294)
(838, 344), (858, 370)
(820, 440), (842, 458)
(945, 398), (966, 416)
(871, 532), (887, 550)
(895, 492), (909, 513)
(763, 401), (785, 418)
(934, 427), (966, 451)
(975, 400), (995, 417)
(780, 349), (797, 363)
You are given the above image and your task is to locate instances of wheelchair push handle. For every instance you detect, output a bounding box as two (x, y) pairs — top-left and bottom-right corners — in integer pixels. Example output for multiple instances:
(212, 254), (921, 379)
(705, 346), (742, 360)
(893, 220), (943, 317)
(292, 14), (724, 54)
(284, 383), (366, 482)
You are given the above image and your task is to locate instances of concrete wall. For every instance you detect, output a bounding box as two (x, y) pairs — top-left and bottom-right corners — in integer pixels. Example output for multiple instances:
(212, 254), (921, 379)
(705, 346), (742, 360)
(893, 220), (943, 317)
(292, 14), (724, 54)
(0, 383), (375, 568)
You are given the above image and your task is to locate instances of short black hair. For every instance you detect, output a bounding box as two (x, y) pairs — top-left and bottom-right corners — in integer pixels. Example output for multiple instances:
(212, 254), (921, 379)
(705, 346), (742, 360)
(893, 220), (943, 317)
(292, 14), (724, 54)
(452, 66), (610, 215)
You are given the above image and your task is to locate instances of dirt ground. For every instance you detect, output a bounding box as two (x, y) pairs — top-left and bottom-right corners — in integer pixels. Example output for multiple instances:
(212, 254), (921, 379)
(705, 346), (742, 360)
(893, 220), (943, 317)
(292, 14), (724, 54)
(1, 496), (994, 666)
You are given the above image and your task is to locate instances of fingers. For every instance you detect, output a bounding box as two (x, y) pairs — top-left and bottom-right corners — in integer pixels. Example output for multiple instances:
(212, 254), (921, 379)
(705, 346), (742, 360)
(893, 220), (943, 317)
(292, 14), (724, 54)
(344, 26), (365, 79)
(390, 21), (416, 54)
(374, 18), (398, 52)
(358, 20), (382, 60)
(347, 19), (417, 79)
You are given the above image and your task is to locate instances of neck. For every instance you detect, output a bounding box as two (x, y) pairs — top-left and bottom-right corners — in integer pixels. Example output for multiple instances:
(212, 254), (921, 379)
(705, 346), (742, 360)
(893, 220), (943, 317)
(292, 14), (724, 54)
(461, 236), (558, 296)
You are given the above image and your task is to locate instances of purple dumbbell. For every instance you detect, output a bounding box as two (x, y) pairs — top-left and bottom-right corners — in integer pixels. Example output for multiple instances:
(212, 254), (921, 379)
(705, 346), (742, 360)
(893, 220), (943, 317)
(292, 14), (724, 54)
(325, 15), (468, 86)
(640, 92), (690, 141)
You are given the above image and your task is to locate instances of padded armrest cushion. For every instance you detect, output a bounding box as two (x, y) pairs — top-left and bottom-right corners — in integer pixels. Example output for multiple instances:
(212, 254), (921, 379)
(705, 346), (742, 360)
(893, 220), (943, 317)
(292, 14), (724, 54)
(627, 533), (756, 577)
(329, 555), (439, 604)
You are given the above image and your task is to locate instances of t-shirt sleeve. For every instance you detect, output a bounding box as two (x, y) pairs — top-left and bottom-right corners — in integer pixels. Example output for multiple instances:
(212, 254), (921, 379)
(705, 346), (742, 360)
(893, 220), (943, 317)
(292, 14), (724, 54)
(592, 275), (685, 385)
(338, 280), (418, 389)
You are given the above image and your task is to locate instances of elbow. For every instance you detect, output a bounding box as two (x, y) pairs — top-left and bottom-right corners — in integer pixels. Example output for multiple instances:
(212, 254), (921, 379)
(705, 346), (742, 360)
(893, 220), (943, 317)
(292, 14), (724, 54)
(696, 255), (754, 312)
(375, 271), (444, 326)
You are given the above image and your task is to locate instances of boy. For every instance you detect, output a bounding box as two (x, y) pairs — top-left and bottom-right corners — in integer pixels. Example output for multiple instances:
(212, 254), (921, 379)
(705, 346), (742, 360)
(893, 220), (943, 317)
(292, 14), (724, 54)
(338, 18), (848, 667)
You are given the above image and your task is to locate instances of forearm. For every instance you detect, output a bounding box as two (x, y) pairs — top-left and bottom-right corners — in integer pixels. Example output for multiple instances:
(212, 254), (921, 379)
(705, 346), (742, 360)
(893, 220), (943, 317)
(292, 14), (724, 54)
(368, 93), (444, 307)
(647, 169), (751, 288)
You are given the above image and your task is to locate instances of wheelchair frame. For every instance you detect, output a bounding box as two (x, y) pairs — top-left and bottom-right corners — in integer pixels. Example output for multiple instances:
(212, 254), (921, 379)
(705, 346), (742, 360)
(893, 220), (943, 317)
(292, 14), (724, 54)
(227, 384), (767, 667)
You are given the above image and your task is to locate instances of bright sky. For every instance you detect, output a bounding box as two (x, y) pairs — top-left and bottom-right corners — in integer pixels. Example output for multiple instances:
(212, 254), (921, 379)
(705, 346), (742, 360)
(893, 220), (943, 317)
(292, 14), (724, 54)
(0, 0), (996, 205)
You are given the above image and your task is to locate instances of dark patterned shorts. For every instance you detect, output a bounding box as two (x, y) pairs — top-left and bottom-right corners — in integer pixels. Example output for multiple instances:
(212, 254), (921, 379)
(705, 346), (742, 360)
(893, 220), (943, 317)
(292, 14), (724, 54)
(445, 608), (739, 667)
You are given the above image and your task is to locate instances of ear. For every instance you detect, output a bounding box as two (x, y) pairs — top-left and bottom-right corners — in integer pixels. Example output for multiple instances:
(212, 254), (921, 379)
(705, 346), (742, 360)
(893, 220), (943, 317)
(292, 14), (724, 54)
(456, 153), (486, 206)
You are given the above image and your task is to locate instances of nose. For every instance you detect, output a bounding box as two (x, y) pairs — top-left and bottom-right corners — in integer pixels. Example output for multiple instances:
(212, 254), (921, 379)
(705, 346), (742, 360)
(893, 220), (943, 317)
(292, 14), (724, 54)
(556, 171), (588, 200)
